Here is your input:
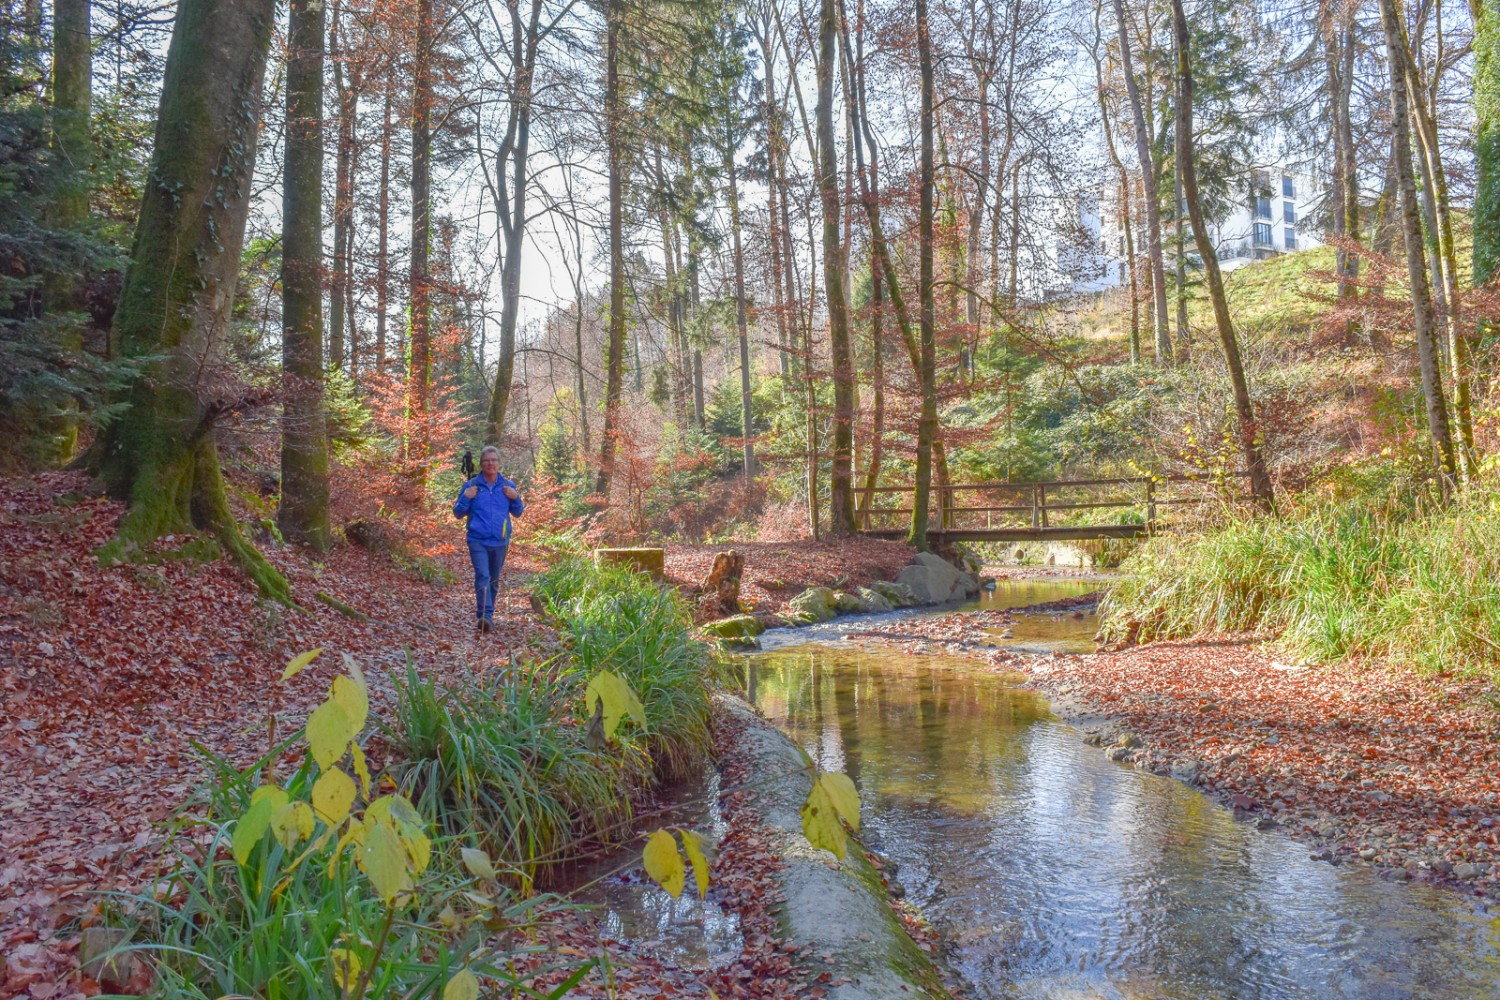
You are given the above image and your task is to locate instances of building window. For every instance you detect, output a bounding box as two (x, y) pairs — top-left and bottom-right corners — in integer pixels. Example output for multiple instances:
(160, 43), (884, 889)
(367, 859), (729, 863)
(1285, 227), (1297, 250)
(1256, 196), (1272, 219)
(1283, 202), (1296, 224)
(1253, 223), (1273, 247)
(1282, 176), (1295, 198)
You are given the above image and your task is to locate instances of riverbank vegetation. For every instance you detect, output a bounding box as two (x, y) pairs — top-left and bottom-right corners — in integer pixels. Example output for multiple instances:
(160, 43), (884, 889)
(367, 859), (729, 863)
(1103, 474), (1500, 675)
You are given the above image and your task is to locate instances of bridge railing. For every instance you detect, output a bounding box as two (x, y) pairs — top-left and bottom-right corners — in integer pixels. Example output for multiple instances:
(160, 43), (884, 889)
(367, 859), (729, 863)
(855, 472), (1251, 535)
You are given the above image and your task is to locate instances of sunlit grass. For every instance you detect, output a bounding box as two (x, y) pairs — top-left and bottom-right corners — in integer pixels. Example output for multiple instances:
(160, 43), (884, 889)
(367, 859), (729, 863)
(1101, 486), (1500, 675)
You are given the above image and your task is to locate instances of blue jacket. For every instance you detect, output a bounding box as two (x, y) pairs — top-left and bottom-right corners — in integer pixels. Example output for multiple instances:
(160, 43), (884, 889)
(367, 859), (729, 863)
(453, 474), (524, 546)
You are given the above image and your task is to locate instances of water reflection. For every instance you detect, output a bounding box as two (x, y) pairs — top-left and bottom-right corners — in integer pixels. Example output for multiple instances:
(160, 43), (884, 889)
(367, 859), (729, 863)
(745, 646), (1500, 999)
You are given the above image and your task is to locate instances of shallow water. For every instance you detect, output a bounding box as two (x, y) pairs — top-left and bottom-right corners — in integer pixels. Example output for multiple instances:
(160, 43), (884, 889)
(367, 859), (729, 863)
(743, 642), (1500, 999)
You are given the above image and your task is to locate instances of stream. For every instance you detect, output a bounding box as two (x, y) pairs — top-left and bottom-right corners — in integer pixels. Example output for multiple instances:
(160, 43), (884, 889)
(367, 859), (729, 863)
(582, 579), (1500, 998)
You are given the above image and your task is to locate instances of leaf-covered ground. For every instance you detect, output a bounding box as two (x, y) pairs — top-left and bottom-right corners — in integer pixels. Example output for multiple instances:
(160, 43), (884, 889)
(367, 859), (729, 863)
(846, 599), (1500, 899)
(0, 471), (557, 996)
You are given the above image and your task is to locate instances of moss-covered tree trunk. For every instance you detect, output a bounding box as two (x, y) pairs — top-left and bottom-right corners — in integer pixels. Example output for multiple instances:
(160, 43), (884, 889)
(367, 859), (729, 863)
(92, 0), (289, 602)
(279, 0), (331, 550)
(1476, 0), (1500, 288)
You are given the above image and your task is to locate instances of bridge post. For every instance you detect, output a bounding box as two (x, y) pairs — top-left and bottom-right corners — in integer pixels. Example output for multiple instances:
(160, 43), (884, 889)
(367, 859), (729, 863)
(1031, 485), (1041, 530)
(1146, 478), (1157, 531)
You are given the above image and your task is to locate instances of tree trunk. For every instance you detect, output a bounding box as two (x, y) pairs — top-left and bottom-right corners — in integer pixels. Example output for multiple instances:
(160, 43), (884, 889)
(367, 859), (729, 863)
(1172, 0), (1273, 511)
(1112, 0), (1172, 365)
(1378, 0), (1458, 493)
(1478, 0), (1500, 287)
(1088, 6), (1140, 364)
(484, 0), (541, 448)
(726, 107), (756, 479)
(817, 0), (855, 536)
(51, 0), (90, 227)
(409, 0), (433, 473)
(280, 0), (331, 551)
(912, 0), (937, 551)
(330, 0), (354, 372)
(93, 0), (289, 601)
(375, 82), (392, 374)
(596, 0), (627, 497)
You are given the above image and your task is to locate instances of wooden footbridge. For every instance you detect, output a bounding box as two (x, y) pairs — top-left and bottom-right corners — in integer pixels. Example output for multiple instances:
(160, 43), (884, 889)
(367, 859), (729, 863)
(856, 473), (1250, 543)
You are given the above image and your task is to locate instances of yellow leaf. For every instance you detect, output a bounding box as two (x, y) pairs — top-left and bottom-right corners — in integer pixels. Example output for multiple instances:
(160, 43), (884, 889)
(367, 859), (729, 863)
(330, 674), (369, 734)
(800, 781), (847, 859)
(443, 969), (480, 1000)
(584, 670), (646, 740)
(232, 796), (275, 865)
(312, 767), (356, 827)
(250, 784), (290, 810)
(817, 772), (861, 832)
(679, 828), (710, 899)
(280, 648), (322, 682)
(306, 699), (353, 770)
(328, 947), (361, 992)
(271, 801), (315, 850)
(350, 743), (372, 799)
(366, 795), (429, 875)
(461, 847), (496, 880)
(359, 818), (412, 904)
(642, 829), (685, 898)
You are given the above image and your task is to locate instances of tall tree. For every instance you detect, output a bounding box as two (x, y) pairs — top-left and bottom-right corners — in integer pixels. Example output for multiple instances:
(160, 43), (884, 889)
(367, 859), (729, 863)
(280, 0), (331, 549)
(92, 0), (290, 601)
(409, 0), (434, 473)
(913, 0), (938, 549)
(816, 0), (855, 535)
(1377, 0), (1457, 492)
(1479, 0), (1500, 288)
(51, 0), (90, 227)
(329, 0), (358, 373)
(1171, 0), (1272, 510)
(596, 0), (628, 496)
(1111, 0), (1172, 364)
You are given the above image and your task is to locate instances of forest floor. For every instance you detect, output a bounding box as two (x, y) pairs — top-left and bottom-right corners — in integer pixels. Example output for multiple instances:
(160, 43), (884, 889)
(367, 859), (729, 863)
(846, 599), (1500, 901)
(0, 471), (913, 997)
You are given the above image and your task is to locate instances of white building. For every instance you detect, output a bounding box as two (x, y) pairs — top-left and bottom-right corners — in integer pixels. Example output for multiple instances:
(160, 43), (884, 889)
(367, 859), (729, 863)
(1068, 165), (1323, 295)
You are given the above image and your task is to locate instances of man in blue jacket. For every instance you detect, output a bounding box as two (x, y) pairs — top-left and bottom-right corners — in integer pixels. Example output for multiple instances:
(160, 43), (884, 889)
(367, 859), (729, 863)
(452, 445), (525, 632)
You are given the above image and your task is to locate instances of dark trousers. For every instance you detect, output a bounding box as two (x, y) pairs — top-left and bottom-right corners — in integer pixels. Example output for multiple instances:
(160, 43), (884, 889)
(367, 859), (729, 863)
(467, 539), (508, 621)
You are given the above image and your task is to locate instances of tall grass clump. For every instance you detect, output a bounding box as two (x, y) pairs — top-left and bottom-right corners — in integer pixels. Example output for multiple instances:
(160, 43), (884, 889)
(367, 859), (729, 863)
(1101, 485), (1500, 674)
(385, 556), (714, 885)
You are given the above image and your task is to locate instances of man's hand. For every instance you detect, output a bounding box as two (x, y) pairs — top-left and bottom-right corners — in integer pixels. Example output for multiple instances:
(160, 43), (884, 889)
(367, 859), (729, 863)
(502, 485), (519, 500)
(463, 486), (479, 499)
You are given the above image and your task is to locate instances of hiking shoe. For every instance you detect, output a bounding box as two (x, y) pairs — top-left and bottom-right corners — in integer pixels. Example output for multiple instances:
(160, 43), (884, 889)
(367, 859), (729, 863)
(481, 618), (494, 634)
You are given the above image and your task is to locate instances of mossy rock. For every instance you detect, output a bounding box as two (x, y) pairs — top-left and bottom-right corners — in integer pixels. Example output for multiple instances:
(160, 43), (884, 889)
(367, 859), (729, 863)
(869, 580), (918, 608)
(854, 586), (893, 613)
(833, 590), (872, 614)
(787, 586), (837, 623)
(594, 547), (666, 579)
(703, 614), (765, 640)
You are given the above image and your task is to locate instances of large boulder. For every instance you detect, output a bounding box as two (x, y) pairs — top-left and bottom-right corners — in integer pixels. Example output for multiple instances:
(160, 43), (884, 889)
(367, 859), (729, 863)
(896, 552), (982, 605)
(786, 586), (838, 624)
(869, 580), (918, 608)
